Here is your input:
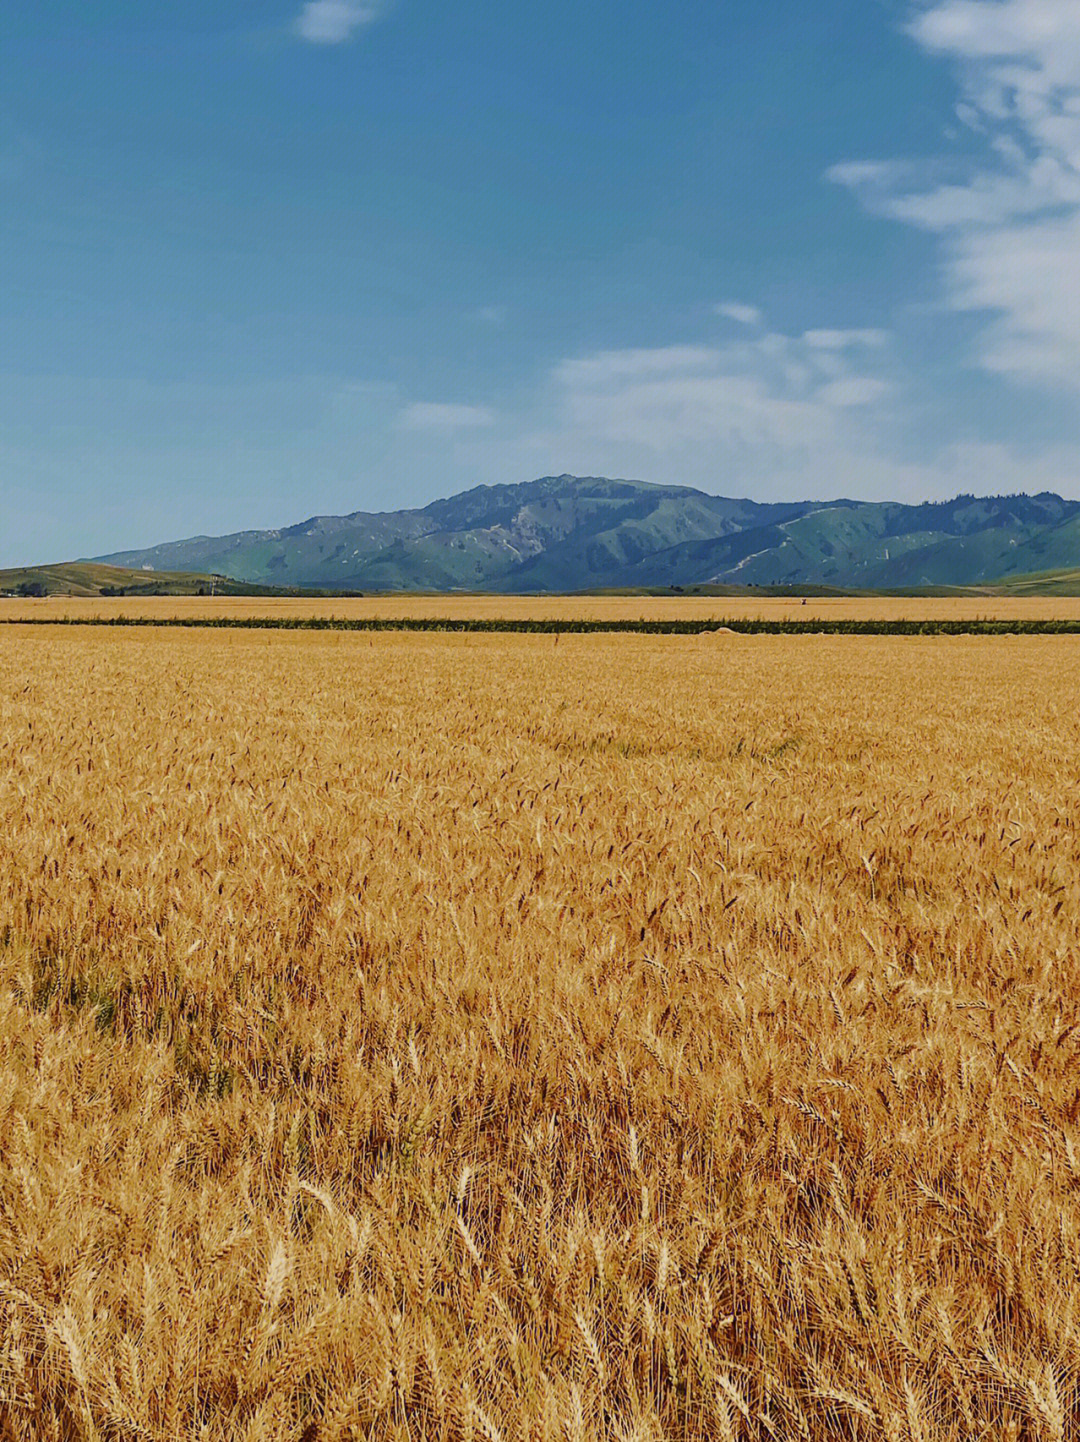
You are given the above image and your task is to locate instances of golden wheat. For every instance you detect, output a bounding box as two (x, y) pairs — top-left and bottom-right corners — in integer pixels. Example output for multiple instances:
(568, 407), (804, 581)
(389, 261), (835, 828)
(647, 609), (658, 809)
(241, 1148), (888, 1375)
(2, 626), (1080, 1440)
(6, 591), (1080, 623)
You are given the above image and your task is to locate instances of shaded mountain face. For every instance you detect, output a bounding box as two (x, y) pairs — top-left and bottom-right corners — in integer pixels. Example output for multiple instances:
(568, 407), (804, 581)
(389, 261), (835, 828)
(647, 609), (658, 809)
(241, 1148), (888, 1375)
(92, 478), (1080, 591)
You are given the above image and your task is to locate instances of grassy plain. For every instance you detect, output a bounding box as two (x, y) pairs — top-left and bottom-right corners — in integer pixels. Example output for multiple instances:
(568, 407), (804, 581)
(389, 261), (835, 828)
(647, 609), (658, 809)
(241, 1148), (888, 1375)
(2, 626), (1080, 1440)
(6, 591), (1080, 623)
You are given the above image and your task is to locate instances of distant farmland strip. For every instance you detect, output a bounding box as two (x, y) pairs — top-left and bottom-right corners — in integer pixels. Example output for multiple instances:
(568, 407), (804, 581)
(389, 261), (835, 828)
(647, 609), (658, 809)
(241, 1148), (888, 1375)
(5, 613), (1080, 635)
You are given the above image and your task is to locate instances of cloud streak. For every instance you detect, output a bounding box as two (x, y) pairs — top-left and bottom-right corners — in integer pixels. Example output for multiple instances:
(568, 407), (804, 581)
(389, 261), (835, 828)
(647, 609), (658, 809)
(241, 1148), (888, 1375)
(715, 302), (763, 327)
(550, 329), (895, 449)
(400, 402), (497, 431)
(832, 0), (1080, 390)
(507, 325), (908, 499)
(802, 329), (889, 350)
(505, 321), (1080, 505)
(296, 0), (382, 44)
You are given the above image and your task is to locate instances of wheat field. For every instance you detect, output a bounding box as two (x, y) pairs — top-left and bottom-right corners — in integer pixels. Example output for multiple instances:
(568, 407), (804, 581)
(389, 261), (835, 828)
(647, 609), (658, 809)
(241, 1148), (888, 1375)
(7, 592), (1080, 624)
(2, 626), (1080, 1441)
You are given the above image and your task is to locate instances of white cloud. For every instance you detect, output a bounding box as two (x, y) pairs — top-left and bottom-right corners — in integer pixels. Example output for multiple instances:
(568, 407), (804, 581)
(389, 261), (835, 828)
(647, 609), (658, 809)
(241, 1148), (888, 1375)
(554, 347), (722, 388)
(509, 325), (1080, 503)
(817, 377), (892, 408)
(551, 331), (895, 443)
(296, 0), (381, 43)
(399, 402), (497, 431)
(517, 326), (906, 493)
(949, 217), (1080, 382)
(911, 0), (1080, 64)
(557, 371), (832, 453)
(548, 333), (897, 452)
(715, 302), (763, 326)
(803, 329), (889, 350)
(833, 0), (1080, 390)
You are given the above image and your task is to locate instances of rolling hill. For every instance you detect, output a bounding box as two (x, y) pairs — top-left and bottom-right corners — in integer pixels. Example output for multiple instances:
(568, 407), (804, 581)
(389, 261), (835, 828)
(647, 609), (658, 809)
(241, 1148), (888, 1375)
(88, 476), (1080, 592)
(0, 562), (288, 598)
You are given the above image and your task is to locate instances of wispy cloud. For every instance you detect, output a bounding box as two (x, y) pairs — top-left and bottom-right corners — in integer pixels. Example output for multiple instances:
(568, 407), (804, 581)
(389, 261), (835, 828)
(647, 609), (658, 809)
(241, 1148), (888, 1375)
(295, 0), (383, 44)
(522, 324), (900, 494)
(512, 319), (1080, 503)
(552, 329), (895, 445)
(802, 329), (889, 350)
(399, 402), (497, 431)
(832, 0), (1080, 390)
(715, 302), (763, 326)
(554, 347), (722, 388)
(817, 377), (892, 408)
(471, 305), (507, 327)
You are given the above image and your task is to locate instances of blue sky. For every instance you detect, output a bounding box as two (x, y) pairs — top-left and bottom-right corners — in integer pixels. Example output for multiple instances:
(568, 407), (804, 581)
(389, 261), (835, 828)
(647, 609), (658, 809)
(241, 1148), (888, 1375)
(2, 0), (1079, 563)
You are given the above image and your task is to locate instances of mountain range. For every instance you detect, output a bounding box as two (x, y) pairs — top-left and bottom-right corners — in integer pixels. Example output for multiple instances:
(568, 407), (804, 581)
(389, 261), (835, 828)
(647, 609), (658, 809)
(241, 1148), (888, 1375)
(92, 476), (1080, 592)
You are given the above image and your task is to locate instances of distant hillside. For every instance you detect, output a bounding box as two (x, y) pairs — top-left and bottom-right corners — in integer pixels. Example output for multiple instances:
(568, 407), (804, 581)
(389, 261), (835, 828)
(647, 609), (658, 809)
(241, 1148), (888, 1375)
(988, 567), (1080, 596)
(93, 477), (811, 591)
(88, 476), (1080, 592)
(0, 562), (285, 598)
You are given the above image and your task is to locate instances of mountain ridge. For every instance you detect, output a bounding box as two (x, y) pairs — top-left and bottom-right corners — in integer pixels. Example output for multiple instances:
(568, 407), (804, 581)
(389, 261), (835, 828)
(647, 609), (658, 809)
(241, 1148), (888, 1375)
(91, 475), (1080, 592)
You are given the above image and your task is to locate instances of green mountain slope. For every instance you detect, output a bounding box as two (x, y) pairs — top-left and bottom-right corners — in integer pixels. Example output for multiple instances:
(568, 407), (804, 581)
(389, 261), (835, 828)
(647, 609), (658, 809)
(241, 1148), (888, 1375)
(621, 494), (1080, 590)
(93, 477), (815, 591)
(89, 478), (1080, 592)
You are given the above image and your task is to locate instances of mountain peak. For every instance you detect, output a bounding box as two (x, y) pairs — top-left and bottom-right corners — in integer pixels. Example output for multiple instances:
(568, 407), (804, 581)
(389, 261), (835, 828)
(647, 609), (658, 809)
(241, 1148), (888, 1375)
(90, 477), (1080, 592)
